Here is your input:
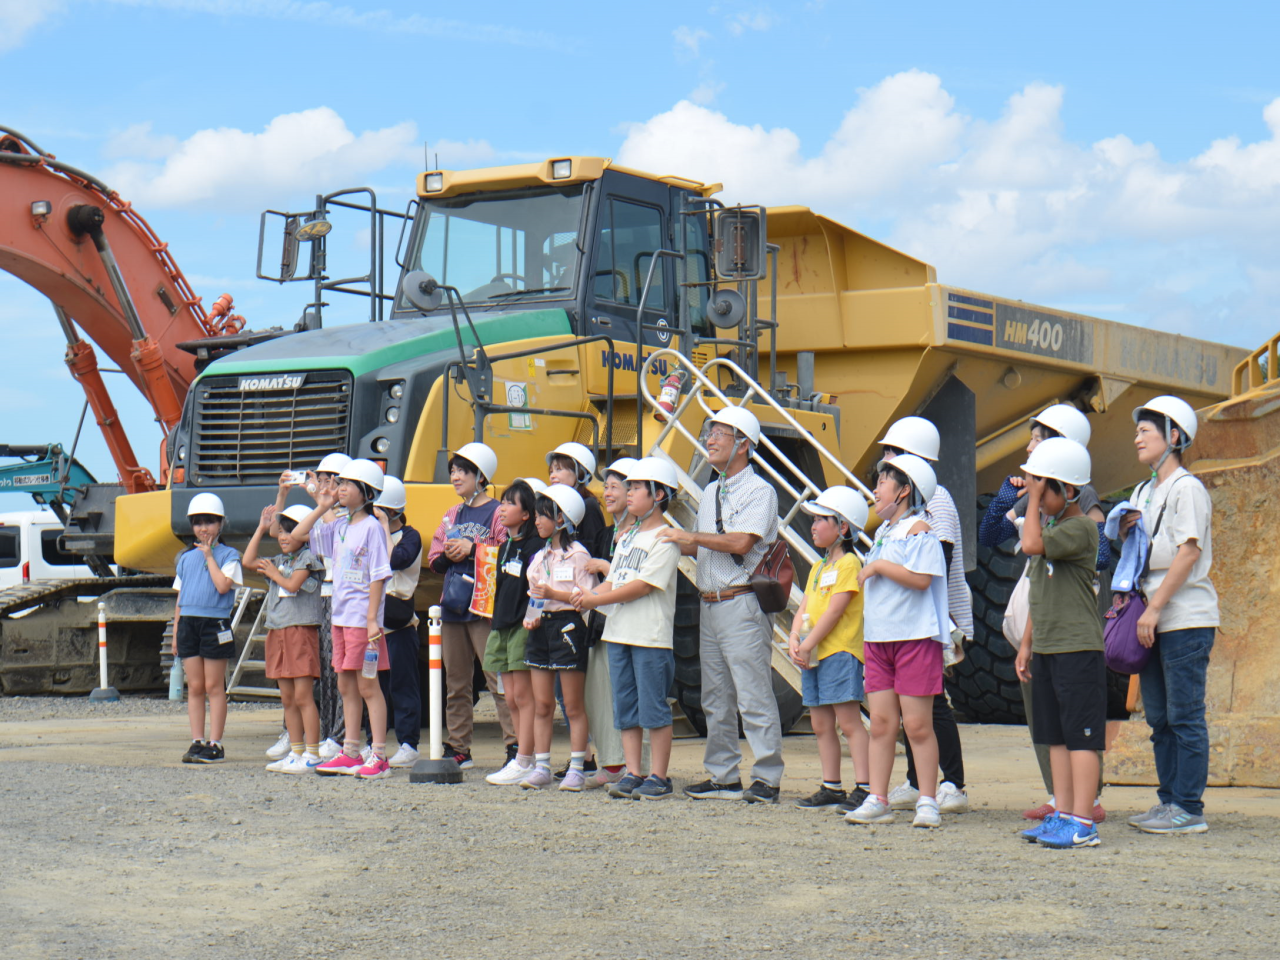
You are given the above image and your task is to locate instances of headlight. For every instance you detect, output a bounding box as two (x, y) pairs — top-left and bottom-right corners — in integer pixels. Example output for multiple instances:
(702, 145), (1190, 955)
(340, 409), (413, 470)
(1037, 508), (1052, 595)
(389, 382), (405, 400)
(385, 406), (400, 424)
(176, 444), (186, 461)
(550, 159), (572, 179)
(373, 437), (391, 454)
(424, 173), (444, 192)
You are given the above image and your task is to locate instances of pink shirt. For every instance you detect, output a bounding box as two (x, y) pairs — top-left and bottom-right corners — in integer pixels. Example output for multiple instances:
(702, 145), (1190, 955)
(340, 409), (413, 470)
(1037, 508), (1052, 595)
(526, 541), (596, 612)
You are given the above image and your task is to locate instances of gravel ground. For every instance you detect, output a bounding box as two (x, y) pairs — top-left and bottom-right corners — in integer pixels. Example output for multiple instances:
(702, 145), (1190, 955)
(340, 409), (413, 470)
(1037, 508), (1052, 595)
(2, 694), (1278, 960)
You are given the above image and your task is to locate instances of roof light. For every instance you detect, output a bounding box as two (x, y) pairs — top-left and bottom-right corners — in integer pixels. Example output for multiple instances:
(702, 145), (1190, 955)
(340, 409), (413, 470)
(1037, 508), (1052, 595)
(424, 173), (444, 192)
(389, 381), (405, 400)
(31, 201), (51, 217)
(385, 406), (400, 424)
(550, 159), (572, 180)
(373, 437), (391, 454)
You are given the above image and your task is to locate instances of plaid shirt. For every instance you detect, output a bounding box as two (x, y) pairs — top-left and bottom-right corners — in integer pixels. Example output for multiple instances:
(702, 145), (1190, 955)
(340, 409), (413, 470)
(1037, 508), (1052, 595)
(694, 464), (778, 593)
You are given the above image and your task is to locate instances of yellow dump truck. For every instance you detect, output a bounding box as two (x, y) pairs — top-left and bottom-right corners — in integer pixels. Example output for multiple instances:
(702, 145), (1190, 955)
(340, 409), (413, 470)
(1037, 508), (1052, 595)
(110, 156), (1247, 728)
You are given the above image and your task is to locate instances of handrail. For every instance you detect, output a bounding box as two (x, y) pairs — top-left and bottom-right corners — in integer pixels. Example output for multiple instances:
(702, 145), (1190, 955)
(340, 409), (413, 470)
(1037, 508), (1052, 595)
(1232, 330), (1280, 396)
(639, 348), (874, 556)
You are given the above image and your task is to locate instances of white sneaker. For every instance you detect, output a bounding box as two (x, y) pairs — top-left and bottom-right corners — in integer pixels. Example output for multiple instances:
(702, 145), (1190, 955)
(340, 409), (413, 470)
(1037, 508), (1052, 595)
(845, 796), (894, 824)
(277, 752), (318, 775)
(485, 758), (533, 785)
(388, 744), (420, 768)
(318, 738), (341, 760)
(266, 731), (291, 760)
(265, 753), (294, 773)
(937, 781), (969, 814)
(913, 797), (941, 828)
(888, 781), (920, 809)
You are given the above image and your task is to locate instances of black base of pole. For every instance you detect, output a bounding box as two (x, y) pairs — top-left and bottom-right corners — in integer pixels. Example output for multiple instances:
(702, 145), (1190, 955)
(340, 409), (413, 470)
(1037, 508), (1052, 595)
(89, 687), (120, 702)
(408, 757), (463, 784)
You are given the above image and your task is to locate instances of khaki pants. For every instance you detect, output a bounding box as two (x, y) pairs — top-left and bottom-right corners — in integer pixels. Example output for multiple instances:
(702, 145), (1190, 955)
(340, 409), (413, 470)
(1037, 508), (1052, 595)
(584, 641), (624, 767)
(442, 619), (514, 753)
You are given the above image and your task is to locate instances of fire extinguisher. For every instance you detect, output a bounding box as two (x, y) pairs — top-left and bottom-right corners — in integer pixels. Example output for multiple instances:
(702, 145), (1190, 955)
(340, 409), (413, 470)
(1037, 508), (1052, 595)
(654, 370), (685, 422)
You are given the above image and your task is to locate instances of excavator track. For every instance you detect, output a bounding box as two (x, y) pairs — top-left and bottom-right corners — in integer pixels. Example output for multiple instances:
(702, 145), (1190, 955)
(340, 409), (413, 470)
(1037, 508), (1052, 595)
(0, 576), (171, 619)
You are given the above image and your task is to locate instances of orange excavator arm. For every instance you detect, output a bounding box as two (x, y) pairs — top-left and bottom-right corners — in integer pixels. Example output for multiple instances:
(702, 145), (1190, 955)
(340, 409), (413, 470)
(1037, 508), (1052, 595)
(0, 126), (244, 490)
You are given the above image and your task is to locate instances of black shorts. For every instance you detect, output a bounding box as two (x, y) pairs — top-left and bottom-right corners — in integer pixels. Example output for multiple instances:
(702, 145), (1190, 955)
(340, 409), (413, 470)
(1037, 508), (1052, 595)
(524, 610), (589, 672)
(1030, 650), (1106, 751)
(177, 615), (236, 660)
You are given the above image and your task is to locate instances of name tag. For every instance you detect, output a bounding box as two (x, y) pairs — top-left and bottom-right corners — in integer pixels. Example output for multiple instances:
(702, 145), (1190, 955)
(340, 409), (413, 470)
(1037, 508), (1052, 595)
(217, 628), (234, 645)
(553, 565), (574, 582)
(820, 570), (838, 588)
(343, 568), (366, 584)
(278, 588), (297, 598)
(502, 559), (523, 577)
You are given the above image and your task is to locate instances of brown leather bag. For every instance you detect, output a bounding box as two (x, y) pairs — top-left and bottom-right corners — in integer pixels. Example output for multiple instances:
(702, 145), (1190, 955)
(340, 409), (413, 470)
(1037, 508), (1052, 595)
(715, 481), (794, 614)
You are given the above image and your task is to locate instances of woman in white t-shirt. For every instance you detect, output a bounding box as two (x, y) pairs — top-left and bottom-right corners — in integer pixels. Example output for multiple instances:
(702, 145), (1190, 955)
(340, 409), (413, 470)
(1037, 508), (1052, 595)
(1120, 396), (1218, 835)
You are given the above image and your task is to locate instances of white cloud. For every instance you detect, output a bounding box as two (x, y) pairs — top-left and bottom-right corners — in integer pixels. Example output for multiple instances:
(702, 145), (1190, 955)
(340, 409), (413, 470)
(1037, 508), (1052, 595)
(726, 6), (778, 35)
(673, 25), (711, 57)
(689, 79), (727, 106)
(617, 73), (1280, 348)
(101, 108), (420, 209)
(102, 122), (179, 161)
(0, 0), (59, 53)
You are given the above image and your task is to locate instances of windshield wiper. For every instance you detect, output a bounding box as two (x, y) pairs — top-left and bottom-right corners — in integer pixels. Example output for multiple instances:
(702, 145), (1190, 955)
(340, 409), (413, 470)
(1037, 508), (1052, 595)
(486, 287), (569, 300)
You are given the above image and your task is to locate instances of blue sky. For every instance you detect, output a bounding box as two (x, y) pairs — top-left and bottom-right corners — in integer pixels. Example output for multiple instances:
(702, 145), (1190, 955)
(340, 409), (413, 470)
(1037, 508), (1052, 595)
(2, 0), (1279, 508)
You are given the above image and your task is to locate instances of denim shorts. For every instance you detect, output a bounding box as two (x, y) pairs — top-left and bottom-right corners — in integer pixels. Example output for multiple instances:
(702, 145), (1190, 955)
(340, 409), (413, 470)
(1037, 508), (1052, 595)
(606, 641), (675, 730)
(801, 650), (866, 706)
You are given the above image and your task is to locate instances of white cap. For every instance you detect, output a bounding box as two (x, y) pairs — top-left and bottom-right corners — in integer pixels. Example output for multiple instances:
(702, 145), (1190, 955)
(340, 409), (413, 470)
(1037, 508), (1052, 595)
(875, 453), (937, 506)
(316, 452), (352, 474)
(1133, 395), (1198, 447)
(186, 492), (225, 518)
(879, 416), (940, 462)
(1021, 437), (1092, 487)
(546, 441), (596, 482)
(541, 483), (586, 527)
(375, 475), (407, 511)
(709, 406), (761, 446)
(626, 456), (679, 494)
(279, 504), (313, 525)
(518, 477), (548, 495)
(1031, 404), (1091, 446)
(604, 457), (639, 481)
(338, 458), (385, 492)
(452, 442), (498, 484)
(802, 485), (869, 533)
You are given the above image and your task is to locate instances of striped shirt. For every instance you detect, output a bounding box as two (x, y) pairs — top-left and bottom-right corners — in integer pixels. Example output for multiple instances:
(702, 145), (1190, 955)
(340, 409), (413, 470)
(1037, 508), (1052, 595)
(694, 465), (778, 593)
(926, 484), (974, 640)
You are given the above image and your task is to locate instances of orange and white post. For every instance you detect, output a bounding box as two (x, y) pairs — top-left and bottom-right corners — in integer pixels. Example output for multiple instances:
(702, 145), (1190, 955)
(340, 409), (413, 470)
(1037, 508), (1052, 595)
(428, 605), (444, 761)
(97, 601), (109, 690)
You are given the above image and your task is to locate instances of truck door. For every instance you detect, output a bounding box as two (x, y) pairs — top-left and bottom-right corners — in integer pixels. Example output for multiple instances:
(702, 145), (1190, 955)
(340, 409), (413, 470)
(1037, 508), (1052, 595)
(586, 181), (676, 358)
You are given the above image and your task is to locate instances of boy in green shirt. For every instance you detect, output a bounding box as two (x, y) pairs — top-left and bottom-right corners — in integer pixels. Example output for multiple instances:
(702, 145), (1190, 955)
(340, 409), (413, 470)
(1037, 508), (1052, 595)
(1015, 438), (1105, 849)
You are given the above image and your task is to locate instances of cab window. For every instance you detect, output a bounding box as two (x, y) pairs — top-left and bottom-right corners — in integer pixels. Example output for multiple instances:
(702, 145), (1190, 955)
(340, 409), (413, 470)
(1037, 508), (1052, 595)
(0, 528), (19, 568)
(594, 199), (666, 309)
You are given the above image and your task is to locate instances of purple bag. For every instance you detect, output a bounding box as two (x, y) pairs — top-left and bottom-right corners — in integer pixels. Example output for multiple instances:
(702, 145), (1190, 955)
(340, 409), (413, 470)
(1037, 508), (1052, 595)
(1103, 590), (1152, 674)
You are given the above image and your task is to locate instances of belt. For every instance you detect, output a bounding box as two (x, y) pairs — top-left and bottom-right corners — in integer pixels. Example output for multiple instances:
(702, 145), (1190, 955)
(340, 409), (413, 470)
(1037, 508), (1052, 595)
(700, 585), (754, 603)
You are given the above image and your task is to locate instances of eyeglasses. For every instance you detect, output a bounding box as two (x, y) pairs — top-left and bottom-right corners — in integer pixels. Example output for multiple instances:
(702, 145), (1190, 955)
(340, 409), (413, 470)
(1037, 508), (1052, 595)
(706, 428), (738, 443)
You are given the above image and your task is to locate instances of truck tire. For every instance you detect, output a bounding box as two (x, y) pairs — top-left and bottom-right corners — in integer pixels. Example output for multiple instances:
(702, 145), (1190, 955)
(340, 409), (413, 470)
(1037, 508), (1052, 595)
(671, 573), (806, 737)
(947, 496), (1131, 723)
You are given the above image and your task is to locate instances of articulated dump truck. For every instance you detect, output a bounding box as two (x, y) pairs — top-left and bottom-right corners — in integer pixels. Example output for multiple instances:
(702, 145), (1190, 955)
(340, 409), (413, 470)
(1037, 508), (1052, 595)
(108, 156), (1247, 731)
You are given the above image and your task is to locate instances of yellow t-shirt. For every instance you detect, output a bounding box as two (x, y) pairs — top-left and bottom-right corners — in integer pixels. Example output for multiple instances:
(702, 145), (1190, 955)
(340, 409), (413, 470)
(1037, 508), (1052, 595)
(803, 551), (864, 662)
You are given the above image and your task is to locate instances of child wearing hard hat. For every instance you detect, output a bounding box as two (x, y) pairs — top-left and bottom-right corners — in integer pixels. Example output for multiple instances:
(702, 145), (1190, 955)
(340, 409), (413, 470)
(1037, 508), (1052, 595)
(547, 441), (606, 552)
(1014, 438), (1106, 849)
(244, 500), (326, 773)
(173, 493), (244, 765)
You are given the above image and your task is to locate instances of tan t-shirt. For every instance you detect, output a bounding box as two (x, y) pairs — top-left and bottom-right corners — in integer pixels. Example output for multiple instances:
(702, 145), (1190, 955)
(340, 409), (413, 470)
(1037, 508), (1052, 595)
(1139, 468), (1219, 631)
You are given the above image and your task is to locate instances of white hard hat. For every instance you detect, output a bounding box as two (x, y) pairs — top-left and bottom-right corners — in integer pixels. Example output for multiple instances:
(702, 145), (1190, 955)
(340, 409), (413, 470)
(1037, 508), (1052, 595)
(709, 406), (761, 446)
(541, 483), (586, 527)
(626, 456), (679, 493)
(452, 442), (498, 484)
(279, 504), (313, 526)
(1021, 437), (1091, 487)
(316, 452), (353, 474)
(546, 441), (596, 481)
(1031, 404), (1091, 446)
(518, 477), (548, 495)
(879, 416), (940, 462)
(875, 453), (937, 506)
(186, 492), (226, 518)
(1133, 395), (1198, 447)
(604, 457), (639, 481)
(802, 485), (869, 533)
(375, 475), (407, 511)
(338, 458), (385, 492)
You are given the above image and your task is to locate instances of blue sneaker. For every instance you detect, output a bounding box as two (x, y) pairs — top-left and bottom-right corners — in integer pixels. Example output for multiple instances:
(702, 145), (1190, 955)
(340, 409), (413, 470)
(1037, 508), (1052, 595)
(1038, 816), (1101, 849)
(634, 775), (674, 801)
(1021, 813), (1062, 843)
(608, 772), (645, 799)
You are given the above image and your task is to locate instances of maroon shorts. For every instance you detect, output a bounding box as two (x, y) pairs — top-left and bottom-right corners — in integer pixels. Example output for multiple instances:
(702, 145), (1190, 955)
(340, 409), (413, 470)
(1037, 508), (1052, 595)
(331, 624), (389, 673)
(864, 638), (943, 697)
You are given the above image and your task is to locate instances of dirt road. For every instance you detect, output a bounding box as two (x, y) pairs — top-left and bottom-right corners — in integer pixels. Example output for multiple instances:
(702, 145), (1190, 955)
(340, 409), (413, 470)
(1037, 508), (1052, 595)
(1, 695), (1276, 960)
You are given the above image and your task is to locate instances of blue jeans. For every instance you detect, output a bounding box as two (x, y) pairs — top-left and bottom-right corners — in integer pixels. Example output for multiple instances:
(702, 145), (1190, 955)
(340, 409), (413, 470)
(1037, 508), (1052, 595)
(1139, 626), (1215, 816)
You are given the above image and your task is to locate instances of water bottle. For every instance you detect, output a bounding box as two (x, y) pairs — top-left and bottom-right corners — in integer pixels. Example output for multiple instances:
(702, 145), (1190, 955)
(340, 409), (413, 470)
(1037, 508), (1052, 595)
(526, 596), (546, 622)
(361, 646), (379, 679)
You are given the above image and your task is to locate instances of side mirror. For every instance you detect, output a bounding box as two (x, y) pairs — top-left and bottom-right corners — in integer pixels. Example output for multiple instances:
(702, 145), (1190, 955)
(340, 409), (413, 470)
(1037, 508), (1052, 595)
(399, 270), (444, 312)
(279, 216), (300, 282)
(713, 207), (767, 280)
(257, 209), (327, 283)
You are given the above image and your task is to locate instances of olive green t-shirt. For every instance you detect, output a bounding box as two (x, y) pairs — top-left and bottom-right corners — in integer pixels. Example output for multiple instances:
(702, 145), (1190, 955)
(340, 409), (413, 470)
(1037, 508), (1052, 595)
(1028, 515), (1103, 654)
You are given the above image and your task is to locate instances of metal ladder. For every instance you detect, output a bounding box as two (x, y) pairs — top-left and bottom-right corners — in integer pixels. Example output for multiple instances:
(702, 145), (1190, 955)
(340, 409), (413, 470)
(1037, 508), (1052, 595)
(638, 349), (878, 695)
(224, 588), (276, 700)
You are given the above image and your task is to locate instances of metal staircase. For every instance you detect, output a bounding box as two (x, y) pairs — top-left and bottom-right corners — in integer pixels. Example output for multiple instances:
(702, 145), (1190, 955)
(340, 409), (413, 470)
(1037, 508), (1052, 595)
(224, 588), (275, 699)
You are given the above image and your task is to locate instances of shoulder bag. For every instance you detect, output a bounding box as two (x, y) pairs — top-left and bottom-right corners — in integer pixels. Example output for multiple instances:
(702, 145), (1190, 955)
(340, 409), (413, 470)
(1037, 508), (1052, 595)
(716, 480), (793, 614)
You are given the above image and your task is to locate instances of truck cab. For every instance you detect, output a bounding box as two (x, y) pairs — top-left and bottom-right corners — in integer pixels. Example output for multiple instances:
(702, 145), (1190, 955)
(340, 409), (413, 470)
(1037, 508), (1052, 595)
(0, 510), (101, 589)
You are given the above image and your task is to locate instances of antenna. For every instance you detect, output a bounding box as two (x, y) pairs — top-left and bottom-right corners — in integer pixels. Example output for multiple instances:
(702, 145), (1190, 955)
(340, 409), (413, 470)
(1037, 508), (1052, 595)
(423, 142), (428, 171)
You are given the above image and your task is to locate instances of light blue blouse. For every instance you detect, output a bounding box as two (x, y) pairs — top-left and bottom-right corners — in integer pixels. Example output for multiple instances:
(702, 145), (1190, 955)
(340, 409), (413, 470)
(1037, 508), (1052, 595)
(863, 514), (950, 645)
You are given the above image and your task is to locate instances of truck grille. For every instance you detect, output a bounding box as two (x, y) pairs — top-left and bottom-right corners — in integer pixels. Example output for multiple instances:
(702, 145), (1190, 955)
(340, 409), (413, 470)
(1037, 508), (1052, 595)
(190, 370), (351, 485)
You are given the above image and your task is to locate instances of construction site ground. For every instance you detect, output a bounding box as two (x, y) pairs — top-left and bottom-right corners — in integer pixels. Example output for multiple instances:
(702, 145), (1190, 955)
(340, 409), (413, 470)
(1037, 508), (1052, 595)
(2, 693), (1277, 960)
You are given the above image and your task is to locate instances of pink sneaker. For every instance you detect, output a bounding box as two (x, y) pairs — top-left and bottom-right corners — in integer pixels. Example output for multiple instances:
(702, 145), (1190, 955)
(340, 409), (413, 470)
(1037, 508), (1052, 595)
(316, 753), (364, 776)
(559, 768), (587, 792)
(519, 767), (554, 789)
(589, 767), (626, 789)
(357, 756), (391, 780)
